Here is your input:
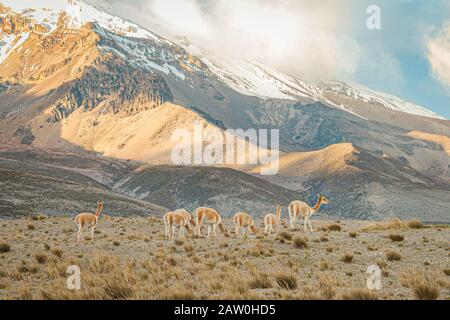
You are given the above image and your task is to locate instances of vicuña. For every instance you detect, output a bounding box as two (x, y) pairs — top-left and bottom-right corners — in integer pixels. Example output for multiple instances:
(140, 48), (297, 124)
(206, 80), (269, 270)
(233, 212), (259, 238)
(264, 205), (282, 235)
(192, 207), (228, 238)
(75, 201), (104, 242)
(288, 195), (329, 231)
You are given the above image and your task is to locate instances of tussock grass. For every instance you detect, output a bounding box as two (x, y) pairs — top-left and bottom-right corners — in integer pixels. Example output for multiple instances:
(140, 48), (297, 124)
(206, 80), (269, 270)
(401, 272), (440, 300)
(325, 224), (341, 232)
(275, 272), (298, 290)
(386, 251), (401, 262)
(362, 218), (425, 232)
(0, 243), (11, 253)
(341, 289), (378, 300)
(388, 234), (404, 242)
(248, 272), (272, 289)
(341, 253), (354, 263)
(278, 231), (293, 241)
(293, 237), (308, 249)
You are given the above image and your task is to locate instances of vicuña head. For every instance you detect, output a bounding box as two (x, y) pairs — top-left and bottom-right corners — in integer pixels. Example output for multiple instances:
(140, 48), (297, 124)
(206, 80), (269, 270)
(75, 201), (104, 243)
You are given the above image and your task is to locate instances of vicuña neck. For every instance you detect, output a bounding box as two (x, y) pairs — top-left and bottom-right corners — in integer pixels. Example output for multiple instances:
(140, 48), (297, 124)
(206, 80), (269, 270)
(312, 198), (322, 212)
(95, 205), (103, 218)
(276, 206), (281, 220)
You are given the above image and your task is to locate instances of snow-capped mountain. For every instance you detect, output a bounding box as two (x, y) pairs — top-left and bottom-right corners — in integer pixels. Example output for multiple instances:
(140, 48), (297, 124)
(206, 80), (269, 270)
(0, 0), (445, 120)
(0, 0), (449, 220)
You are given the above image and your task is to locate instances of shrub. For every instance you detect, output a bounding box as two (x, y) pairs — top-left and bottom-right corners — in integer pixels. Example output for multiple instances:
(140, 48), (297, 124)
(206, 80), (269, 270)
(27, 224), (35, 230)
(349, 232), (357, 238)
(443, 269), (450, 276)
(112, 241), (120, 246)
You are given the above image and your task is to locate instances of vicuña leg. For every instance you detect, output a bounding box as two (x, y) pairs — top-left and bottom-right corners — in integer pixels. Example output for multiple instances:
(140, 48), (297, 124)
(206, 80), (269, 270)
(90, 225), (95, 242)
(213, 224), (217, 237)
(307, 218), (314, 232)
(77, 224), (82, 242)
(207, 225), (211, 238)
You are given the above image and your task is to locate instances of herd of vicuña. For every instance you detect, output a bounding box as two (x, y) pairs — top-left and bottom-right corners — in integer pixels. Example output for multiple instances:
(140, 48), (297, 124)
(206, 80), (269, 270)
(75, 195), (329, 242)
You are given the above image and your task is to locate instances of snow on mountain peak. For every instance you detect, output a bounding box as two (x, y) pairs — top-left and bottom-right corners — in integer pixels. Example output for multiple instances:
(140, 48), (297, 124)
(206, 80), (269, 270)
(0, 0), (446, 120)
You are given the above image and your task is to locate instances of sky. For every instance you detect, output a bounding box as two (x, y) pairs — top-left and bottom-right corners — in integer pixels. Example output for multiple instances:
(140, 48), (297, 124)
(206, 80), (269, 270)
(3, 0), (450, 118)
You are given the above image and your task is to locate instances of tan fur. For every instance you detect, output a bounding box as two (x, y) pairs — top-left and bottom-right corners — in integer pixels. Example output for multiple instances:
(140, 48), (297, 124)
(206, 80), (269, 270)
(193, 207), (228, 238)
(75, 201), (104, 242)
(174, 209), (196, 229)
(233, 212), (258, 237)
(263, 205), (282, 235)
(288, 195), (329, 232)
(164, 211), (191, 240)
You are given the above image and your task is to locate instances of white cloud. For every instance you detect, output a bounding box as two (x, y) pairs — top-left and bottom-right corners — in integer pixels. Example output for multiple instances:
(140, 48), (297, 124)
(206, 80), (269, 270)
(140, 0), (361, 81)
(426, 22), (450, 91)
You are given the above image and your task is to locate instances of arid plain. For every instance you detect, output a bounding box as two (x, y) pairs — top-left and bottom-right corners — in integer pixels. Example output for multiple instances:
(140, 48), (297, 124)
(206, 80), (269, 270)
(0, 215), (448, 300)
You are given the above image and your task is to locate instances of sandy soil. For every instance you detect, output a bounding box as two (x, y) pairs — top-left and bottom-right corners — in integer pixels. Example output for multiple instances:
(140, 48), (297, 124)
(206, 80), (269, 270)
(0, 216), (448, 300)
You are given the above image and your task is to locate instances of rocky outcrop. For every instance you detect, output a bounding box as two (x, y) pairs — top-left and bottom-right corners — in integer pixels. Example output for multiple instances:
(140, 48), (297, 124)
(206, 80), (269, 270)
(50, 54), (173, 121)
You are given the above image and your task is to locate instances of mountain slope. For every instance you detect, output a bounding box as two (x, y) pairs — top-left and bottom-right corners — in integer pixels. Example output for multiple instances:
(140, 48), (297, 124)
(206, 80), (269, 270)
(0, 0), (449, 221)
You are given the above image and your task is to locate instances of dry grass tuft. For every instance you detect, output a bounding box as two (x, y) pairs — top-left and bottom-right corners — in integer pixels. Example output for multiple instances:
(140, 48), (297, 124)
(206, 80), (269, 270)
(388, 234), (404, 242)
(386, 251), (401, 261)
(402, 272), (440, 300)
(326, 224), (341, 232)
(278, 231), (293, 241)
(444, 269), (450, 276)
(341, 253), (354, 263)
(248, 272), (272, 289)
(275, 272), (298, 290)
(348, 232), (358, 238)
(341, 289), (378, 300)
(293, 237), (308, 249)
(408, 220), (424, 229)
(35, 254), (48, 265)
(0, 243), (11, 253)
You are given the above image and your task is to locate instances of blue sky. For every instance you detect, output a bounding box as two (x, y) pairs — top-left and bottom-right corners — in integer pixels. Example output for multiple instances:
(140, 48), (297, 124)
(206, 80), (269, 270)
(349, 0), (450, 118)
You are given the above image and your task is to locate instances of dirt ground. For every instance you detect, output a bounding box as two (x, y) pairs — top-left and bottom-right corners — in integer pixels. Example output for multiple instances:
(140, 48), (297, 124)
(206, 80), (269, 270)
(0, 215), (449, 300)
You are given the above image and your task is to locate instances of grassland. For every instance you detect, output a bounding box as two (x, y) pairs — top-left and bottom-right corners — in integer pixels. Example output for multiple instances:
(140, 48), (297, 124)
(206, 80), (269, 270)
(0, 216), (448, 300)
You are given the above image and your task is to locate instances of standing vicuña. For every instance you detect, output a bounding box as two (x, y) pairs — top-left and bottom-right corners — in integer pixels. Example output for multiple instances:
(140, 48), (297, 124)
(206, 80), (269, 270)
(164, 211), (191, 240)
(288, 195), (329, 231)
(233, 212), (259, 238)
(75, 201), (104, 242)
(264, 205), (282, 235)
(193, 207), (228, 238)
